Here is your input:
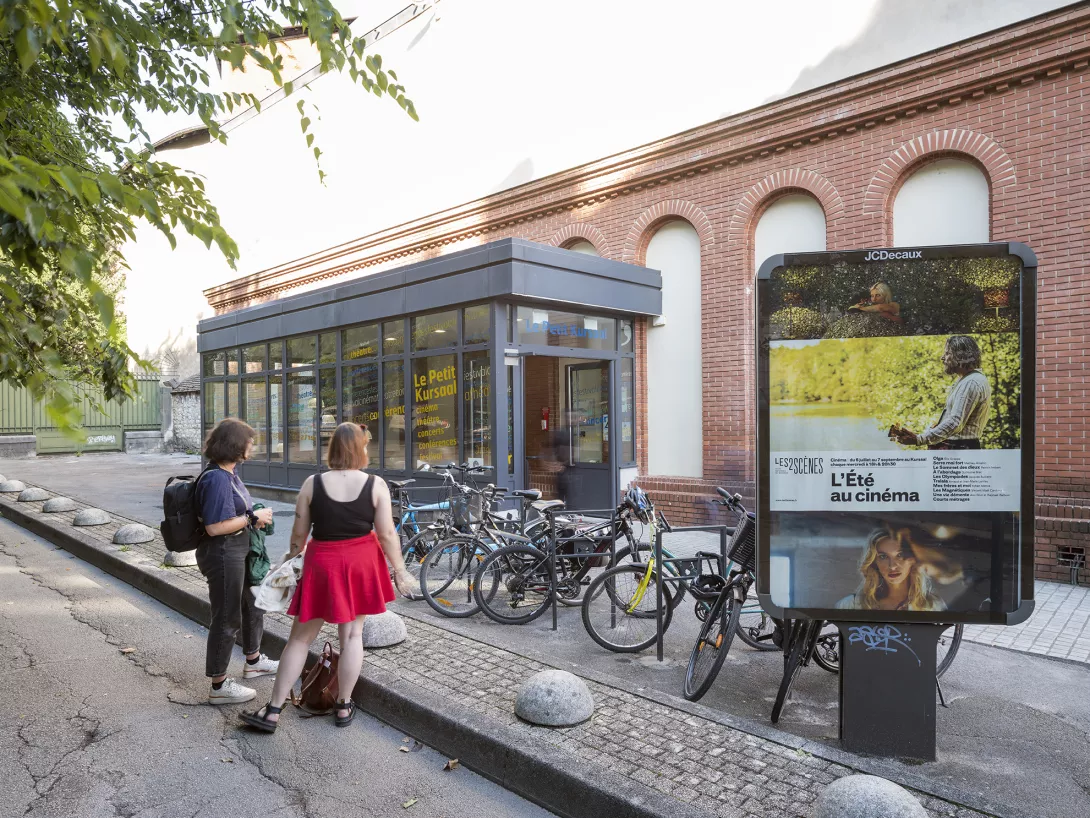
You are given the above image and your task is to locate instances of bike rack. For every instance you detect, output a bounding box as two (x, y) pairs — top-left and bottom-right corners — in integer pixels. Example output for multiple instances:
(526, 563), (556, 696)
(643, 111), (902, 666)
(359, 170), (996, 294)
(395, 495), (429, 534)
(654, 525), (731, 662)
(393, 484), (457, 533)
(545, 506), (621, 632)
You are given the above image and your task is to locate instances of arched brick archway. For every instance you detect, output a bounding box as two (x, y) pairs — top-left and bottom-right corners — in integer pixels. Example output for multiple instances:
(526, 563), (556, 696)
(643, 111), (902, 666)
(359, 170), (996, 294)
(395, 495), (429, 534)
(622, 199), (714, 265)
(548, 223), (612, 257)
(862, 129), (1016, 232)
(726, 168), (844, 249)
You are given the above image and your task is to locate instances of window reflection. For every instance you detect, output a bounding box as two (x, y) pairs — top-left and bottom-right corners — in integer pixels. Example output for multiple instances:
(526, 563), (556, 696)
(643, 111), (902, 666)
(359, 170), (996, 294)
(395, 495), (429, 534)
(412, 354), (458, 468)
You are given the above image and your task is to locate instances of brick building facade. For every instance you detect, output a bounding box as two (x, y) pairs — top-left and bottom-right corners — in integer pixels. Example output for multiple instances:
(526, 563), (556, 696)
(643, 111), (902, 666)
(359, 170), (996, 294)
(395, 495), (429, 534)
(205, 5), (1090, 583)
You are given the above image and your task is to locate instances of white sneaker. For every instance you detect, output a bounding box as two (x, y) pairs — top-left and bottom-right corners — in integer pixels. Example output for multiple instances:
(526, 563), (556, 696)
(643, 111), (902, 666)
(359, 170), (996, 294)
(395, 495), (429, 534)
(208, 678), (256, 705)
(242, 654), (279, 680)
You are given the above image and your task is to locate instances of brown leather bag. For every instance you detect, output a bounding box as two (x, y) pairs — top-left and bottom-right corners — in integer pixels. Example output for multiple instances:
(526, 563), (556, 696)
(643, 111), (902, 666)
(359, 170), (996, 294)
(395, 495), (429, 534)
(293, 642), (340, 715)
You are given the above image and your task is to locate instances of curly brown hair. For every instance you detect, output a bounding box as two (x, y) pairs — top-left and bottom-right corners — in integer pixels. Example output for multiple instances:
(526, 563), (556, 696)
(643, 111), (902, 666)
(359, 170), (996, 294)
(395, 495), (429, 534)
(204, 418), (255, 465)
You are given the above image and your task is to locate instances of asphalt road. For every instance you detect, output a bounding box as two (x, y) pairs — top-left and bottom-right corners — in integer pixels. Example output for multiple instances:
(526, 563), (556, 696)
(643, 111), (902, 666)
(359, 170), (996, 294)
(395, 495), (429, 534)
(0, 516), (553, 818)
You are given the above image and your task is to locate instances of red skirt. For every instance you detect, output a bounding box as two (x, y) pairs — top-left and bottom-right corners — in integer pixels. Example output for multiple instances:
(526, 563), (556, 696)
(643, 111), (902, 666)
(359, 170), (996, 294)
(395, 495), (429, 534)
(287, 532), (395, 624)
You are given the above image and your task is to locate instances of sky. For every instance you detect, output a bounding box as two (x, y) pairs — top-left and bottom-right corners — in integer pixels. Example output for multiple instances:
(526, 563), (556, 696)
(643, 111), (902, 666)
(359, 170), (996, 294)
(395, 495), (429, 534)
(120, 0), (1071, 364)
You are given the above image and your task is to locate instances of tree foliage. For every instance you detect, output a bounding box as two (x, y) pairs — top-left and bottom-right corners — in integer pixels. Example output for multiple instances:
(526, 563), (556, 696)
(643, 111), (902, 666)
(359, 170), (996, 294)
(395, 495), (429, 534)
(770, 333), (1021, 450)
(0, 0), (417, 428)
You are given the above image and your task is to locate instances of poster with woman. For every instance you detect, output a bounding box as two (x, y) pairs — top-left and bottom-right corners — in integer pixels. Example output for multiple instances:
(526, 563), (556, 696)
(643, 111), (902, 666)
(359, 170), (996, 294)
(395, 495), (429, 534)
(756, 244), (1035, 623)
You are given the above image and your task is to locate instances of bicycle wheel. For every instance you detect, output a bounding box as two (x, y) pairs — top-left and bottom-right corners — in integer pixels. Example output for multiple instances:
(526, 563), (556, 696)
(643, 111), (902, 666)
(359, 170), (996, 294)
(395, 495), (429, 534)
(474, 544), (553, 625)
(419, 536), (489, 617)
(581, 564), (674, 653)
(401, 527), (443, 583)
(937, 624), (963, 678)
(684, 589), (741, 701)
(771, 619), (818, 723)
(811, 621), (841, 673)
(737, 605), (780, 651)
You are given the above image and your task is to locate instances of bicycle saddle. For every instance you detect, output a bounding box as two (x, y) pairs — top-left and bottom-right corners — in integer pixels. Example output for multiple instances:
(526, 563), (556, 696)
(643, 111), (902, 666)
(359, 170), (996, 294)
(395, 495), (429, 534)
(510, 489), (542, 501)
(531, 499), (565, 511)
(388, 479), (415, 490)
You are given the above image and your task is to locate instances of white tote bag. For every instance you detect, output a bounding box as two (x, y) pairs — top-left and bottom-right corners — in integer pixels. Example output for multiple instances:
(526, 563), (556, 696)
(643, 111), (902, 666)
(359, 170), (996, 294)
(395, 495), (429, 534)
(251, 555), (305, 613)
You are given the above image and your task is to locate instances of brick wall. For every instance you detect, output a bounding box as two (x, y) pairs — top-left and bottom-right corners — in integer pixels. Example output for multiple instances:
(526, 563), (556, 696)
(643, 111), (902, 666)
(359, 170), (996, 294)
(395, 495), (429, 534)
(207, 5), (1090, 581)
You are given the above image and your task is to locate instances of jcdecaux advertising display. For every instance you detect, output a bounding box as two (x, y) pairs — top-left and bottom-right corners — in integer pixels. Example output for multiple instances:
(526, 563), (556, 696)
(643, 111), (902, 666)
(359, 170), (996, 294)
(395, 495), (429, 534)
(755, 243), (1036, 625)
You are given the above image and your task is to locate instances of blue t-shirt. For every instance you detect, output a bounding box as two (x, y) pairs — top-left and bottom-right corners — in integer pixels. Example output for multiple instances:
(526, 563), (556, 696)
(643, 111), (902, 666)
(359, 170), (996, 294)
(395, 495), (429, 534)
(195, 467), (253, 526)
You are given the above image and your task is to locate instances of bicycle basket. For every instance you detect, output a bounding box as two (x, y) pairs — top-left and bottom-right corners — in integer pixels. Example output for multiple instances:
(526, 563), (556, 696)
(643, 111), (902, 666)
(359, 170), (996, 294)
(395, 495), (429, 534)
(726, 516), (756, 571)
(452, 493), (484, 529)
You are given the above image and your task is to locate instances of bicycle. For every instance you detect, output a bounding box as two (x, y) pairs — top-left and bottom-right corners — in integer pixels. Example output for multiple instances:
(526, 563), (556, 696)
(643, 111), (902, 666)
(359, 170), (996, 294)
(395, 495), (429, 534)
(611, 497), (775, 650)
(471, 487), (654, 625)
(682, 488), (758, 700)
(417, 479), (541, 617)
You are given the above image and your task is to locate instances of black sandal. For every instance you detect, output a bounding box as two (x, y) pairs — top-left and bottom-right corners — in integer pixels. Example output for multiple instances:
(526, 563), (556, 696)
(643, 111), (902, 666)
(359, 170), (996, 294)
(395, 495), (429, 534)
(240, 702), (282, 733)
(335, 699), (356, 728)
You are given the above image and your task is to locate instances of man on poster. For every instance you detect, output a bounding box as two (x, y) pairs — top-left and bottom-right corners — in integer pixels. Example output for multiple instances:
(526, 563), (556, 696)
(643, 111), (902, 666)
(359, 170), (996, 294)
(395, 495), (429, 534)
(891, 335), (992, 450)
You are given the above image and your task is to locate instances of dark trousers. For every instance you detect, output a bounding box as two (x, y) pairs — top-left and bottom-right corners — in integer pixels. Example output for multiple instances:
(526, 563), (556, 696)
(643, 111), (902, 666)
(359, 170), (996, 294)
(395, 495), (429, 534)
(196, 530), (264, 678)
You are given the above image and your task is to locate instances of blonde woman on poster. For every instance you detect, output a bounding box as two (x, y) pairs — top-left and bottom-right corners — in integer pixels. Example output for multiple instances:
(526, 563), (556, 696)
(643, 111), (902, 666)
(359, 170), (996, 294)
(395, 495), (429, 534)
(836, 526), (947, 612)
(848, 282), (903, 323)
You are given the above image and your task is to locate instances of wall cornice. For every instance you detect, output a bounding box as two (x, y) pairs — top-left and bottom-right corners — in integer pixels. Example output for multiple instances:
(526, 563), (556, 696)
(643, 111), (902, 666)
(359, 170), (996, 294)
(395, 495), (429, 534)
(206, 4), (1090, 311)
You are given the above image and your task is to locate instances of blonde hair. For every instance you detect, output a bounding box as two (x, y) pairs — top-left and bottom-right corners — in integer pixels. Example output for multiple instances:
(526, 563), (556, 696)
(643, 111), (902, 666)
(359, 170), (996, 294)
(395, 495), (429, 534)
(853, 526), (940, 611)
(870, 282), (894, 303)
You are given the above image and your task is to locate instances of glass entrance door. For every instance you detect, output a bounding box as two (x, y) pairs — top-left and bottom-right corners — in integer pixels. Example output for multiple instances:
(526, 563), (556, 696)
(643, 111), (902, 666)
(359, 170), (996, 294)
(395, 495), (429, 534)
(566, 361), (611, 510)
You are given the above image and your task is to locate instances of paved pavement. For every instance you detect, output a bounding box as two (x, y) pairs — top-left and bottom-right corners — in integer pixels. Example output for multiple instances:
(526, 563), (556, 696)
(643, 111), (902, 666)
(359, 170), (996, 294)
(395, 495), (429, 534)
(2, 453), (1088, 817)
(0, 517), (553, 818)
(962, 580), (1090, 662)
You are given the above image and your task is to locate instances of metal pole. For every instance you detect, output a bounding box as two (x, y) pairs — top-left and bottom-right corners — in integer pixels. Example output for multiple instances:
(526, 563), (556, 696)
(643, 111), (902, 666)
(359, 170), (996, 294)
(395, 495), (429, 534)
(655, 526), (664, 663)
(609, 509), (617, 629)
(550, 509), (558, 632)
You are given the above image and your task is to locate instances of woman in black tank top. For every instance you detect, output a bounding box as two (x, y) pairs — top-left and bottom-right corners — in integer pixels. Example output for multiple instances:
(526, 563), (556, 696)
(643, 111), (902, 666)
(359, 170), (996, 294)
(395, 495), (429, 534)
(241, 423), (414, 733)
(309, 472), (377, 540)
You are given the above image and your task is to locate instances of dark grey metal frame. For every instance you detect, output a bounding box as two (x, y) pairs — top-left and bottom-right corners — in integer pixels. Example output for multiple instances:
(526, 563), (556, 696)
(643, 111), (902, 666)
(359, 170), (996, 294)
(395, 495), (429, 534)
(754, 241), (1038, 627)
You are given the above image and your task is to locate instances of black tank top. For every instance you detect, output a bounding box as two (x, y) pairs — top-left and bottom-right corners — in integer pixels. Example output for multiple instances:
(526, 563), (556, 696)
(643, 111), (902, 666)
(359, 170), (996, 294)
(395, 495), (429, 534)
(310, 473), (376, 541)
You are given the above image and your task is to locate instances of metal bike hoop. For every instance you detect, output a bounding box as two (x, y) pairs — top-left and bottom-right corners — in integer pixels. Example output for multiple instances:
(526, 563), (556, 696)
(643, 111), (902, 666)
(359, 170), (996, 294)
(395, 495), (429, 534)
(655, 524), (731, 663)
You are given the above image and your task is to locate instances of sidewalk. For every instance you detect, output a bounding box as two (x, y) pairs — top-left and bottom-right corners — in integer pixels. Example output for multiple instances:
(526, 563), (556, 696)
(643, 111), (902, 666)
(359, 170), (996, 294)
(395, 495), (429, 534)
(0, 472), (1003, 818)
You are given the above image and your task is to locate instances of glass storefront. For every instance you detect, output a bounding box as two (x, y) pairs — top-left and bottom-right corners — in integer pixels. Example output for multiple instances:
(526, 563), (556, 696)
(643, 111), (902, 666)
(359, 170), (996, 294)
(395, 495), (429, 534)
(200, 301), (637, 496)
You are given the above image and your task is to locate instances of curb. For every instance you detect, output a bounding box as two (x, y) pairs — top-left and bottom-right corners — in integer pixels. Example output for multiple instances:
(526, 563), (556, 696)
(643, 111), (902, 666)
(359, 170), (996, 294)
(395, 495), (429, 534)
(0, 497), (708, 818)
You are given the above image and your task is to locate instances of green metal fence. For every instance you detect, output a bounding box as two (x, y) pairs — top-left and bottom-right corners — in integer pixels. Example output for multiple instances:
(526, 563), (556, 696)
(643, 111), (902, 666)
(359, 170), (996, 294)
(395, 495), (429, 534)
(0, 376), (162, 435)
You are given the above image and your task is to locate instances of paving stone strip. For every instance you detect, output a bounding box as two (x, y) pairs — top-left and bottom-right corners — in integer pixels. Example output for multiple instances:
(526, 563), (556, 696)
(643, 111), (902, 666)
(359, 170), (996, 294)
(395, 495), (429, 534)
(0, 487), (997, 818)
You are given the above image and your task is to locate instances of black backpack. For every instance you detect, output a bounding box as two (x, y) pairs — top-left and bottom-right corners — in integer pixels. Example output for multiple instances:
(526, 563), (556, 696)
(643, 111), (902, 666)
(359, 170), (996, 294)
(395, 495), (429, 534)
(160, 467), (212, 552)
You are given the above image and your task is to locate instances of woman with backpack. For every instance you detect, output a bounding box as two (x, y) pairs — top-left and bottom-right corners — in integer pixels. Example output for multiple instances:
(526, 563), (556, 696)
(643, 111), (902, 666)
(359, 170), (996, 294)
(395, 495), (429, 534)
(241, 422), (415, 732)
(196, 418), (277, 704)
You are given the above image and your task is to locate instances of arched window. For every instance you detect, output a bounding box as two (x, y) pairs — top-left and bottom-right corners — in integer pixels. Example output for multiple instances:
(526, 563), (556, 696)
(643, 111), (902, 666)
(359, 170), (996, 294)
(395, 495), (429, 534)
(893, 159), (989, 246)
(753, 194), (827, 272)
(564, 239), (599, 256)
(645, 220), (702, 478)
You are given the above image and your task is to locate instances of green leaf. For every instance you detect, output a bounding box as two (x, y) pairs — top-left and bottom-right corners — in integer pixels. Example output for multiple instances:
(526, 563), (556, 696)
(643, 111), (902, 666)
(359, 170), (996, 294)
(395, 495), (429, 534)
(300, 116), (311, 133)
(306, 133), (314, 148)
(15, 24), (41, 71)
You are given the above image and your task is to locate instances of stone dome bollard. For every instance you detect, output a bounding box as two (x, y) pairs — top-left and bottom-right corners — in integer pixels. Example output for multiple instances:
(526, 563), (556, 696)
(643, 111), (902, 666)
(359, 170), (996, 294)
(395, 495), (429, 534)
(514, 669), (594, 727)
(362, 611), (407, 648)
(42, 497), (78, 513)
(0, 480), (26, 493)
(811, 775), (928, 818)
(17, 487), (49, 502)
(164, 550), (198, 567)
(73, 508), (111, 526)
(0, 473), (6, 483)
(113, 524), (155, 545)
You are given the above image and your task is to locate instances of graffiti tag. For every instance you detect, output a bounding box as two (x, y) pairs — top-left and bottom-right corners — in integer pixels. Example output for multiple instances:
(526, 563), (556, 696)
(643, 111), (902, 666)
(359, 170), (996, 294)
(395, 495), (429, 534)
(846, 625), (920, 667)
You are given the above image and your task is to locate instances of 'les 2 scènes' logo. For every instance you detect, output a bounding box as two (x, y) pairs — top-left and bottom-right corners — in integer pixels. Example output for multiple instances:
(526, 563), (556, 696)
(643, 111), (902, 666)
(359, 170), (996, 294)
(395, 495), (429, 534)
(863, 249), (923, 261)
